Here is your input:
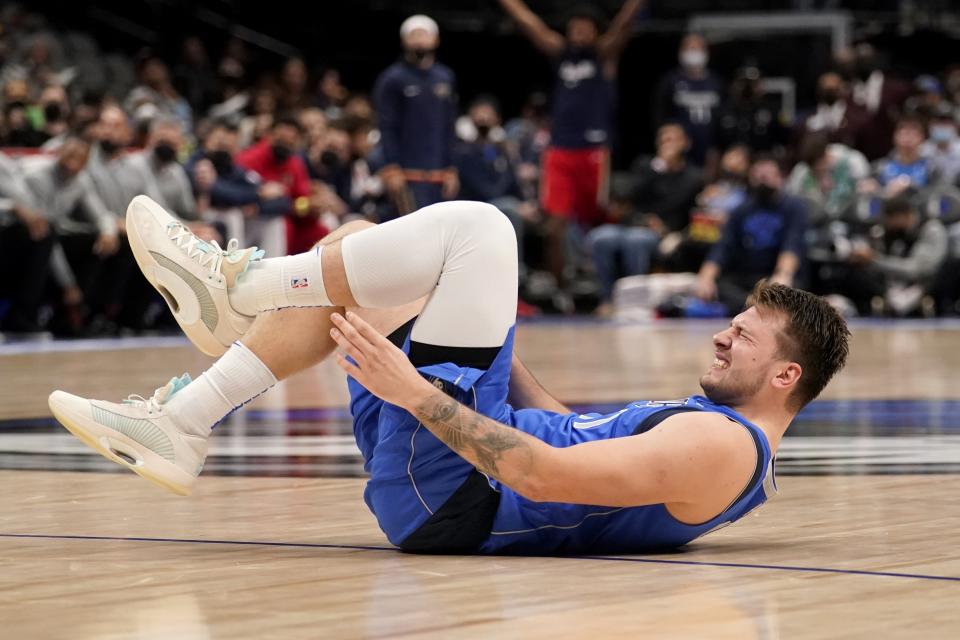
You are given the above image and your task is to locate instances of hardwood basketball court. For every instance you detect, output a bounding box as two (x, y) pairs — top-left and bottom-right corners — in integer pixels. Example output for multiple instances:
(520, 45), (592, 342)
(1, 320), (958, 638)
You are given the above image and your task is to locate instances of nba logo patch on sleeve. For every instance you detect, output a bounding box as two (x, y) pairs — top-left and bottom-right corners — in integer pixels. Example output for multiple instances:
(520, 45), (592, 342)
(290, 276), (310, 289)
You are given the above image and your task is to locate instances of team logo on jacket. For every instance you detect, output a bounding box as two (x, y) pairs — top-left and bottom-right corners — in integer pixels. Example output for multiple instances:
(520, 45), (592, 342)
(403, 85), (421, 97)
(433, 83), (452, 98)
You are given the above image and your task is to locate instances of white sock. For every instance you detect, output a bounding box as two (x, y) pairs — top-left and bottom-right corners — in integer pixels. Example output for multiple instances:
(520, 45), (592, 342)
(229, 246), (331, 315)
(165, 342), (278, 436)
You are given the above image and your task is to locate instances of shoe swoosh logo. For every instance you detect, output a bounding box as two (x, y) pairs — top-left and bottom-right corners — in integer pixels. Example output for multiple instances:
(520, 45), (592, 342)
(151, 251), (219, 332)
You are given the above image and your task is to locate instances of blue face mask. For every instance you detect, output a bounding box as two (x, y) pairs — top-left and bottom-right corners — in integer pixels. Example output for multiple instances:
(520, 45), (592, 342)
(930, 125), (956, 143)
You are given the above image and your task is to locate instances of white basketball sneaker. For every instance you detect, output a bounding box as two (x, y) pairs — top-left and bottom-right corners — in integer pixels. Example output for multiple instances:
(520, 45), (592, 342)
(126, 195), (263, 356)
(48, 374), (208, 496)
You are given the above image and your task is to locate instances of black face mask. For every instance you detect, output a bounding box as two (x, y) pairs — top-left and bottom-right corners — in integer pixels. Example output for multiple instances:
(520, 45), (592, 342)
(271, 143), (292, 163)
(43, 102), (64, 123)
(207, 149), (233, 174)
(405, 48), (435, 65)
(475, 124), (492, 139)
(855, 60), (877, 81)
(818, 89), (841, 105)
(320, 149), (340, 170)
(885, 227), (918, 245)
(99, 139), (120, 156)
(751, 184), (779, 206)
(153, 142), (177, 164)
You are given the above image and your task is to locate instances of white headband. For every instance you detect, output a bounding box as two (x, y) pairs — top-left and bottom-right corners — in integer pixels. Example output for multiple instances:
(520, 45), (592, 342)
(400, 15), (438, 38)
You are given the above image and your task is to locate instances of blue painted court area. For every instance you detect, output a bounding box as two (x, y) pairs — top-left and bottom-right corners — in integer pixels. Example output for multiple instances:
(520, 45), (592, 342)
(2, 397), (960, 476)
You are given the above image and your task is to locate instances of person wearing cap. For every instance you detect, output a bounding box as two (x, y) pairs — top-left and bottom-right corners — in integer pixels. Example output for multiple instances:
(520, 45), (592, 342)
(497, 0), (645, 296)
(373, 15), (459, 217)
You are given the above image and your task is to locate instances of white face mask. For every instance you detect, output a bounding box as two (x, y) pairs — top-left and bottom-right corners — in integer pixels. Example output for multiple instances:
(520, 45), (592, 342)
(680, 49), (708, 69)
(930, 125), (957, 144)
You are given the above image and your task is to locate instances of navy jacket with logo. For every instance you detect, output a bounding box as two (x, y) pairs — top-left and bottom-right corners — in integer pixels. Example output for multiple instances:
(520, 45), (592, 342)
(373, 59), (458, 171)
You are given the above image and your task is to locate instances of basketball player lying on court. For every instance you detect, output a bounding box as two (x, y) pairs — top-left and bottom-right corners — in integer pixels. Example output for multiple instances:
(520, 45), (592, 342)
(49, 197), (850, 554)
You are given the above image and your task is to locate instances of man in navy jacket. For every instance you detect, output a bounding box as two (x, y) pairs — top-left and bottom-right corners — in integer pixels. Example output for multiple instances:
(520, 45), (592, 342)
(373, 14), (459, 214)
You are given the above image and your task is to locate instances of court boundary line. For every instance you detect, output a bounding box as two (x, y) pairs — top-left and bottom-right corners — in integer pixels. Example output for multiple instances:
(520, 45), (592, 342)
(2, 532), (958, 583)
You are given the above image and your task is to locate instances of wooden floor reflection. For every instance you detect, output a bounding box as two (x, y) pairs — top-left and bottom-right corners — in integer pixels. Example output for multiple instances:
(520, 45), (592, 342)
(1, 320), (959, 638)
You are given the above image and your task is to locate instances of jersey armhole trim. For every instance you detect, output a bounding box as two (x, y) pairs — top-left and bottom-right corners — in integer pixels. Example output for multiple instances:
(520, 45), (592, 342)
(664, 417), (766, 527)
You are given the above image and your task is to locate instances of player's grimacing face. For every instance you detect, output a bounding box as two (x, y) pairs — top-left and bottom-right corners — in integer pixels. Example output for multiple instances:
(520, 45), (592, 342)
(699, 306), (785, 406)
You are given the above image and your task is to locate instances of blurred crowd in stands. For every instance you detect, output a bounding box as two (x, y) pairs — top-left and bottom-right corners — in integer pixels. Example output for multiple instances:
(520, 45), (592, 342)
(2, 2), (960, 337)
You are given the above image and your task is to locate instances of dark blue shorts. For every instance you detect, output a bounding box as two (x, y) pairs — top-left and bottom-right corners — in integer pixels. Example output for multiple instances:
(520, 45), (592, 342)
(347, 323), (516, 551)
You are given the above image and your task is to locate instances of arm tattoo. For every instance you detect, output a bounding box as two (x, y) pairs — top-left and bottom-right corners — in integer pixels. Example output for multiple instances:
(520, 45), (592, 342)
(414, 391), (535, 482)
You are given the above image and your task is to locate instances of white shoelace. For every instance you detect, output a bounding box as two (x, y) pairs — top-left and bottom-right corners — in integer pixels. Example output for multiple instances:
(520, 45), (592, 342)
(123, 387), (166, 415)
(166, 222), (241, 272)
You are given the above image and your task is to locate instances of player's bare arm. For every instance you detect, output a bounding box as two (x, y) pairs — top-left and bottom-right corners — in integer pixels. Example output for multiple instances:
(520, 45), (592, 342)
(498, 0), (565, 57)
(330, 311), (756, 513)
(508, 354), (572, 413)
(597, 0), (645, 61)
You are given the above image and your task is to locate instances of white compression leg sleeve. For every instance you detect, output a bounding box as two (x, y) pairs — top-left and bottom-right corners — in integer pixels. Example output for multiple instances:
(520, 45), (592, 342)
(341, 201), (518, 348)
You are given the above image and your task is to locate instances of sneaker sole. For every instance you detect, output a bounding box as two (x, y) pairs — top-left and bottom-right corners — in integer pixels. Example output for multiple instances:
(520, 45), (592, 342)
(48, 396), (195, 496)
(126, 196), (229, 357)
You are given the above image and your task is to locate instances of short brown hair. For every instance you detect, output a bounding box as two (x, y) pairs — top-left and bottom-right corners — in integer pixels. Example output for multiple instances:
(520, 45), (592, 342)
(748, 281), (851, 410)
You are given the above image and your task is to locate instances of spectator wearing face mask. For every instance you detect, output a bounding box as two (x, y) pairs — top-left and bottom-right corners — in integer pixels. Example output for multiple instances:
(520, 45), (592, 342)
(85, 105), (136, 218)
(717, 65), (789, 156)
(22, 135), (120, 327)
(921, 105), (960, 187)
(695, 156), (807, 315)
(454, 95), (535, 259)
(188, 119), (290, 256)
(504, 91), (551, 202)
(235, 115), (320, 254)
(2, 99), (47, 148)
(37, 83), (71, 151)
(823, 196), (947, 316)
(653, 33), (723, 171)
(301, 109), (351, 198)
(795, 71), (869, 150)
(83, 105), (158, 334)
(125, 116), (198, 220)
(373, 14), (459, 214)
(335, 116), (389, 221)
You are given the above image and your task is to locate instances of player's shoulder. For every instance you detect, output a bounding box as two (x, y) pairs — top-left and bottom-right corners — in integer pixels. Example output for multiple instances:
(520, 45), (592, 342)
(650, 409), (754, 449)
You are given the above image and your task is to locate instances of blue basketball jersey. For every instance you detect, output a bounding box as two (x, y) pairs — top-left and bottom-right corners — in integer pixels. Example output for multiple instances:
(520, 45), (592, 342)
(479, 395), (778, 554)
